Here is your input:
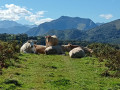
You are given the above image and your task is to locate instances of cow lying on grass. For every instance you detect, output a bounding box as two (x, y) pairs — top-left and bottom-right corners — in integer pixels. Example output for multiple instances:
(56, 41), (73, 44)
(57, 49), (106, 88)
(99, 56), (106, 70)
(45, 35), (58, 47)
(41, 43), (93, 56)
(45, 45), (65, 55)
(62, 43), (80, 52)
(20, 40), (37, 53)
(20, 38), (93, 58)
(69, 47), (85, 58)
(34, 44), (46, 54)
(45, 43), (80, 55)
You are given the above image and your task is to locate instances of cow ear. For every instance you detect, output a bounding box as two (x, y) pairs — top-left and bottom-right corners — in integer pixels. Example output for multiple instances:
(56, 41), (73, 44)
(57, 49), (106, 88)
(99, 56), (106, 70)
(28, 40), (30, 43)
(34, 44), (37, 47)
(68, 43), (72, 46)
(45, 35), (51, 38)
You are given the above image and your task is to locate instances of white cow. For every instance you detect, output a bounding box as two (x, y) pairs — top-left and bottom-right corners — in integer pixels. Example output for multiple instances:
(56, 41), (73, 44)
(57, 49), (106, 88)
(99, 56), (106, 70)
(20, 40), (37, 53)
(45, 45), (65, 55)
(69, 47), (85, 58)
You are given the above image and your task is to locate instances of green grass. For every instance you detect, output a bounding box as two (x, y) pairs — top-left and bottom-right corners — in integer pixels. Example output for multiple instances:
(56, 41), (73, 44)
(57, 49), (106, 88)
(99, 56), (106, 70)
(0, 54), (120, 90)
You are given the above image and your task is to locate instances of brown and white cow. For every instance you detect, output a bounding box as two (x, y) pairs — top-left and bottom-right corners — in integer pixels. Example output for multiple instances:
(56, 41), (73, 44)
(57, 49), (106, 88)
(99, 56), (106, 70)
(34, 44), (46, 54)
(45, 35), (58, 47)
(20, 40), (37, 53)
(62, 43), (93, 54)
(62, 43), (80, 52)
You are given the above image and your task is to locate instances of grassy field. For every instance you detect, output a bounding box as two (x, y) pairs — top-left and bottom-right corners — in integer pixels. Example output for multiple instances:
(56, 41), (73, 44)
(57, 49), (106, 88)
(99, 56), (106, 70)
(0, 54), (120, 90)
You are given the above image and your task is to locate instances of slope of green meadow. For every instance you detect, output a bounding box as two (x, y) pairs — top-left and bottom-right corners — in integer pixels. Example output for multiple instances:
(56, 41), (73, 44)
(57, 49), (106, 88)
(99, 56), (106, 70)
(0, 54), (120, 90)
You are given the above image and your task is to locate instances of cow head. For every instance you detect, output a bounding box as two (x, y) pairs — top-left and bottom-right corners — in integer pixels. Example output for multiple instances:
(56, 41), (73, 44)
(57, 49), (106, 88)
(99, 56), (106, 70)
(28, 40), (37, 48)
(45, 35), (51, 38)
(45, 35), (51, 42)
(63, 43), (80, 52)
(68, 43), (79, 50)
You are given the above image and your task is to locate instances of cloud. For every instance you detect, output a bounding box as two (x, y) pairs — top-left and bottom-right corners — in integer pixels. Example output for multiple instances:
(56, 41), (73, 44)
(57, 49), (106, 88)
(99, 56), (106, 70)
(0, 4), (53, 25)
(34, 18), (53, 25)
(99, 14), (113, 19)
(0, 4), (31, 21)
(25, 11), (53, 25)
(25, 11), (44, 22)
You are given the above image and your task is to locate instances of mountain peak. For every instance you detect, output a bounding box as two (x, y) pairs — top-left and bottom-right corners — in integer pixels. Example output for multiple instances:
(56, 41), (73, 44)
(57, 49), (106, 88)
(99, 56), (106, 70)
(0, 20), (22, 28)
(26, 16), (97, 36)
(59, 16), (81, 19)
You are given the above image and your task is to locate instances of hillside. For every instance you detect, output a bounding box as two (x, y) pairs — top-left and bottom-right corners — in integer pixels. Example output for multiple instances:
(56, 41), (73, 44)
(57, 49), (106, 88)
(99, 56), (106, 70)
(85, 19), (120, 44)
(96, 22), (104, 26)
(46, 29), (86, 40)
(0, 20), (22, 28)
(26, 16), (97, 36)
(0, 20), (36, 34)
(0, 26), (30, 34)
(46, 19), (120, 44)
(0, 54), (120, 89)
(6, 26), (31, 34)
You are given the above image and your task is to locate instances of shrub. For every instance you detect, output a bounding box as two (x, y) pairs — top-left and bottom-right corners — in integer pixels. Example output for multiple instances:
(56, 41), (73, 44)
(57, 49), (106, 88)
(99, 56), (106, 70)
(88, 43), (120, 77)
(0, 40), (20, 71)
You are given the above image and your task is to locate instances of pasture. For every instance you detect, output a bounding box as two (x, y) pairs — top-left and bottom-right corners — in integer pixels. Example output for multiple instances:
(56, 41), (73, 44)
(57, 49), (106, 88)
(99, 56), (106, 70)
(0, 54), (120, 90)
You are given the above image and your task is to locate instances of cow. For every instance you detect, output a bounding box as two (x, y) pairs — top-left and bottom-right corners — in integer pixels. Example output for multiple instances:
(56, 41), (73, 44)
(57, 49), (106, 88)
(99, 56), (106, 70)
(69, 47), (85, 58)
(62, 43), (80, 52)
(20, 40), (37, 53)
(82, 47), (93, 54)
(63, 43), (93, 54)
(34, 44), (46, 54)
(45, 35), (58, 47)
(45, 45), (65, 55)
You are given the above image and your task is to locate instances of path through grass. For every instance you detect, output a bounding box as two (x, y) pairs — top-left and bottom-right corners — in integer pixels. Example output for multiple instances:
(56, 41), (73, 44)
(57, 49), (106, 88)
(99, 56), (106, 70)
(0, 54), (120, 90)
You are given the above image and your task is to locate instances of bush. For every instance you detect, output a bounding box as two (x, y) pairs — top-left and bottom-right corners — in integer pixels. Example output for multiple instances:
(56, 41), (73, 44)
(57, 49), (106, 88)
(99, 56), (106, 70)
(88, 43), (120, 77)
(0, 40), (20, 71)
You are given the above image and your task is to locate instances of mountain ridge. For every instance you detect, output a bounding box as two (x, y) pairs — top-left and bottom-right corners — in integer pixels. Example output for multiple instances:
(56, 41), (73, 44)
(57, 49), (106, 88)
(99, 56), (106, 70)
(46, 19), (120, 44)
(0, 20), (37, 34)
(26, 16), (97, 36)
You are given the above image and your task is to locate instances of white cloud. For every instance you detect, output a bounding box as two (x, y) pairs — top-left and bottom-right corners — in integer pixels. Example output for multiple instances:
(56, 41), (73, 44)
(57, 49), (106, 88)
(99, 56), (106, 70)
(0, 4), (31, 21)
(34, 18), (53, 25)
(99, 14), (113, 19)
(25, 11), (44, 22)
(0, 4), (53, 25)
(25, 11), (53, 25)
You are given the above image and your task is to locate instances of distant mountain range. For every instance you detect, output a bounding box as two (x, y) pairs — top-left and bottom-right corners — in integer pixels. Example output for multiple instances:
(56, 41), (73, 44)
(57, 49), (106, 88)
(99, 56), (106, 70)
(0, 20), (22, 28)
(0, 20), (37, 34)
(46, 19), (120, 44)
(26, 16), (97, 36)
(1, 16), (120, 44)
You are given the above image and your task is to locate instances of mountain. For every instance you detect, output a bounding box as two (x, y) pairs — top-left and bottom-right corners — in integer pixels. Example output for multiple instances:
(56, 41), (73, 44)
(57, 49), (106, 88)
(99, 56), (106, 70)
(46, 29), (86, 40)
(0, 26), (30, 34)
(26, 16), (97, 36)
(85, 19), (120, 44)
(0, 20), (22, 28)
(0, 28), (9, 33)
(46, 19), (120, 44)
(96, 22), (104, 26)
(7, 26), (32, 34)
(0, 20), (36, 34)
(24, 24), (38, 28)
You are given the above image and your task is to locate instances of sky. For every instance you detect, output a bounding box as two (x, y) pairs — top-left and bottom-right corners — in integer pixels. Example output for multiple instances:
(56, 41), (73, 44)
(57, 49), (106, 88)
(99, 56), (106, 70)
(0, 0), (119, 25)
